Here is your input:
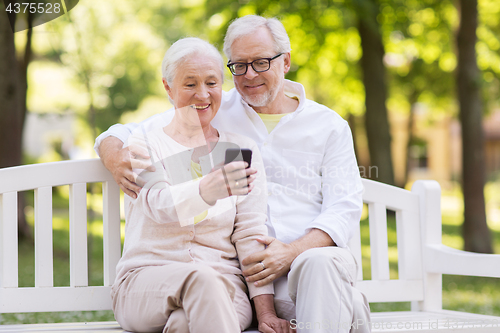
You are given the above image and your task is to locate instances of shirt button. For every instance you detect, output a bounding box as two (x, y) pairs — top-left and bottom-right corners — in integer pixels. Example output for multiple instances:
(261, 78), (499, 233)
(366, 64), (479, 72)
(268, 191), (272, 196)
(189, 231), (194, 238)
(263, 142), (268, 146)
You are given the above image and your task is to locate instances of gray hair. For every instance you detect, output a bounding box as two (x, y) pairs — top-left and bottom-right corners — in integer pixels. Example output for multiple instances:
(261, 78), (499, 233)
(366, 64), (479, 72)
(161, 37), (224, 85)
(223, 15), (291, 61)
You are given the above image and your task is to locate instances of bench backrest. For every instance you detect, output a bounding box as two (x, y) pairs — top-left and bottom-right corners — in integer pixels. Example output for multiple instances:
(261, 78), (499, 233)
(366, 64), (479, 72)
(348, 179), (425, 304)
(1, 159), (438, 313)
(0, 159), (121, 313)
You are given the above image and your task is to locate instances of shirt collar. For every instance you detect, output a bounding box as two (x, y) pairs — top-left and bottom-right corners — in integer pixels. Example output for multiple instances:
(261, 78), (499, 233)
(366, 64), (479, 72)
(239, 79), (307, 116)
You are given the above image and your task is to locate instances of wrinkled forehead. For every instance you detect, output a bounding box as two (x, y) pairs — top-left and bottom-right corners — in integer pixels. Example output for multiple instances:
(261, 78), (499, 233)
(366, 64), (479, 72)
(230, 28), (276, 61)
(175, 55), (223, 80)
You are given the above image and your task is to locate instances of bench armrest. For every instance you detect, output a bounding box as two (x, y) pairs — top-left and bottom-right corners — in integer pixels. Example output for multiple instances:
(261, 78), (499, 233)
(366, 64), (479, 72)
(424, 244), (500, 278)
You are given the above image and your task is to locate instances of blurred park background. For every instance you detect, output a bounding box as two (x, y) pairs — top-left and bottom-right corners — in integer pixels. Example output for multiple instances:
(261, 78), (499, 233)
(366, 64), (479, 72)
(1, 0), (500, 325)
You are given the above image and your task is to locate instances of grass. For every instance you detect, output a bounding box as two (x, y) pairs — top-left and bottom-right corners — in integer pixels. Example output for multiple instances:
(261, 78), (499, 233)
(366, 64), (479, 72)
(1, 182), (500, 325)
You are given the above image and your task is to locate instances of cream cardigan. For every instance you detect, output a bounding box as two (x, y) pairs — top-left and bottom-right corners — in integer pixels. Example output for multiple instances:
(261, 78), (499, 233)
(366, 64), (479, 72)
(114, 128), (273, 299)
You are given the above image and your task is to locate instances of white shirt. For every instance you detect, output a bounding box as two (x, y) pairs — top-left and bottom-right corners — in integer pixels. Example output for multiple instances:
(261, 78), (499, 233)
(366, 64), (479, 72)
(95, 80), (363, 248)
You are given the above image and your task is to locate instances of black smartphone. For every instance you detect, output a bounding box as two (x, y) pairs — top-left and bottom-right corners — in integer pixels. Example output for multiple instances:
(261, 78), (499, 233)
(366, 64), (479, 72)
(224, 148), (252, 168)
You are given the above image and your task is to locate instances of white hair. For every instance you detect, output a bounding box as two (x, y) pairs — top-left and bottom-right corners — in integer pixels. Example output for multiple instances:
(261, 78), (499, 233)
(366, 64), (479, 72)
(161, 37), (224, 85)
(223, 15), (291, 61)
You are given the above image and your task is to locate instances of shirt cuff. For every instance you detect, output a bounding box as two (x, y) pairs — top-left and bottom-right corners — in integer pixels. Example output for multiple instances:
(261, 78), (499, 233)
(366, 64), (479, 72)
(94, 124), (134, 156)
(308, 212), (350, 248)
(248, 282), (274, 299)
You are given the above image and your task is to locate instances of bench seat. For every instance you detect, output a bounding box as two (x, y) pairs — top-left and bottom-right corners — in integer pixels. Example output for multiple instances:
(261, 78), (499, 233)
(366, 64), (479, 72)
(2, 311), (499, 333)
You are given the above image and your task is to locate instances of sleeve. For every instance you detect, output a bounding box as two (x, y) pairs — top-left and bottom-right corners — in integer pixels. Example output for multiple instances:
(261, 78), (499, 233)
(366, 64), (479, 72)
(307, 122), (364, 248)
(93, 110), (173, 156)
(128, 132), (213, 227)
(230, 141), (274, 298)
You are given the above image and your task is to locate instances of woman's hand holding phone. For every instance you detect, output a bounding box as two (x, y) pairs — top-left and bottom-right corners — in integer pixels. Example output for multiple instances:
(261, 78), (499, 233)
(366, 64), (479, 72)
(199, 160), (256, 205)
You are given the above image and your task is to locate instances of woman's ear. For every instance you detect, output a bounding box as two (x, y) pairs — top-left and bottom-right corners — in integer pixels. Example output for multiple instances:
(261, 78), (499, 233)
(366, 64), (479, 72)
(162, 78), (173, 99)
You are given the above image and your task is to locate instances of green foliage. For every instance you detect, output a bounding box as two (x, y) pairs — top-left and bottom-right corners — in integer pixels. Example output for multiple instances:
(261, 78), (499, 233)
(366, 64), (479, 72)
(27, 0), (500, 134)
(200, 0), (364, 117)
(381, 0), (458, 115)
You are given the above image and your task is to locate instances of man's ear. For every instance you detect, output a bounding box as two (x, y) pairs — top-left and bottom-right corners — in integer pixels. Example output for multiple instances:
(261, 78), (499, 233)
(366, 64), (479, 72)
(283, 52), (292, 74)
(162, 78), (173, 99)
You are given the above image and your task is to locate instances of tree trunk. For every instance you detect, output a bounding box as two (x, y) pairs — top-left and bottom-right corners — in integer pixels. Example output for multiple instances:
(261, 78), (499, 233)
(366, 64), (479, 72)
(357, 0), (395, 186)
(456, 0), (492, 253)
(0, 11), (32, 240)
(348, 113), (359, 165)
(404, 92), (419, 187)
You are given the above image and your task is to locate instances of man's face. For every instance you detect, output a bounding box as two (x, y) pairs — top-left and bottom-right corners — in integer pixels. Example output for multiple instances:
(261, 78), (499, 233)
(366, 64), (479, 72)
(230, 27), (290, 108)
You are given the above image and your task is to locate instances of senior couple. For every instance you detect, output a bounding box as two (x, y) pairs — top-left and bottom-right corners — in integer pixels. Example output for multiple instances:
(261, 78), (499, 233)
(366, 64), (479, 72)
(95, 15), (371, 333)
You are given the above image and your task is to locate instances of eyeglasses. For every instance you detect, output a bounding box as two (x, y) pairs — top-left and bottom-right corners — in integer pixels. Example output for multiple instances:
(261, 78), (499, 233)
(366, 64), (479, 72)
(227, 53), (283, 76)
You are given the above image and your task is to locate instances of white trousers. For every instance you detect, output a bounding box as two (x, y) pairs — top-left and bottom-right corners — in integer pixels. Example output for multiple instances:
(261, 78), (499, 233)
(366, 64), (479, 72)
(273, 247), (371, 333)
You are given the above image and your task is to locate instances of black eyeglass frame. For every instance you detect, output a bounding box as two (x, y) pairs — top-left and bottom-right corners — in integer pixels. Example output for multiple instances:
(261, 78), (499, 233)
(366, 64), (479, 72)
(226, 53), (283, 76)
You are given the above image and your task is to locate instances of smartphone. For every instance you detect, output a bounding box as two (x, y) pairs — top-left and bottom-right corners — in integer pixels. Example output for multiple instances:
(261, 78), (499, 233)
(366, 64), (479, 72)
(224, 148), (252, 168)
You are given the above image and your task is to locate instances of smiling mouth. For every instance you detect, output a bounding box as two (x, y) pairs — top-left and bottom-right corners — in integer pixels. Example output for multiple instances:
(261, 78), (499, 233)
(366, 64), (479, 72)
(246, 83), (265, 89)
(190, 104), (210, 110)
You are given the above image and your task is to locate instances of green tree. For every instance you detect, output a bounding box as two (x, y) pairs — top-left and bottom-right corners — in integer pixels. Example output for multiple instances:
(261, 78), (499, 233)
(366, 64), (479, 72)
(352, 0), (395, 185)
(379, 0), (457, 185)
(0, 2), (36, 240)
(456, 0), (492, 253)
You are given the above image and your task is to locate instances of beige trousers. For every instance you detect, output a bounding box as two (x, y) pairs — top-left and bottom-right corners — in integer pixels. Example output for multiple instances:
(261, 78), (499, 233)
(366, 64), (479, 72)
(274, 247), (371, 333)
(111, 263), (252, 333)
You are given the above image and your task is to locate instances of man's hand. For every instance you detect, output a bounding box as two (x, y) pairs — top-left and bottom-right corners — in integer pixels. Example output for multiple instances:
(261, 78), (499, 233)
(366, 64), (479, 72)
(99, 136), (155, 198)
(253, 294), (294, 333)
(258, 313), (295, 333)
(242, 237), (300, 287)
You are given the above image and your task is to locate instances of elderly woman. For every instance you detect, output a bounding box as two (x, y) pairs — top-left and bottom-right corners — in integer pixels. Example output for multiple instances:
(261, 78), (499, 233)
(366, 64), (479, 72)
(110, 38), (280, 333)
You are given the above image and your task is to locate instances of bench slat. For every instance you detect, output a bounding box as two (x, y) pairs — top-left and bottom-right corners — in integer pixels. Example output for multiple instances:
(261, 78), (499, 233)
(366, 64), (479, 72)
(0, 286), (112, 313)
(103, 181), (121, 287)
(70, 183), (89, 287)
(370, 310), (500, 333)
(0, 321), (124, 332)
(369, 202), (390, 281)
(34, 186), (54, 288)
(396, 210), (423, 280)
(0, 159), (114, 193)
(0, 192), (19, 288)
(356, 280), (424, 302)
(363, 179), (419, 213)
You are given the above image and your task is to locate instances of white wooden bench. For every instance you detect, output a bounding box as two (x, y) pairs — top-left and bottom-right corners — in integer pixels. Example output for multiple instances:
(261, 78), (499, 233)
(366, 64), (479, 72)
(1, 159), (499, 333)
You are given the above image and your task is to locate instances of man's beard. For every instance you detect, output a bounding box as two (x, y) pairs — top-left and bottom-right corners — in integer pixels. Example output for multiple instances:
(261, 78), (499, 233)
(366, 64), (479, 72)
(242, 79), (283, 108)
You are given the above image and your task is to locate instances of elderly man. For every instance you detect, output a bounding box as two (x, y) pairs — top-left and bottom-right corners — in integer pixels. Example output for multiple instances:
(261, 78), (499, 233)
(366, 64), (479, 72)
(95, 15), (371, 333)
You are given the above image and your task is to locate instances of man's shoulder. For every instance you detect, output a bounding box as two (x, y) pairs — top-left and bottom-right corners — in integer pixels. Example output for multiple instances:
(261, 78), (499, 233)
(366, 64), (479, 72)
(302, 99), (348, 126)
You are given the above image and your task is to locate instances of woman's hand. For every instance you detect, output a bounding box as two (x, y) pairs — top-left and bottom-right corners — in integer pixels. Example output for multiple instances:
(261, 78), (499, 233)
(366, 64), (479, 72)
(199, 161), (257, 205)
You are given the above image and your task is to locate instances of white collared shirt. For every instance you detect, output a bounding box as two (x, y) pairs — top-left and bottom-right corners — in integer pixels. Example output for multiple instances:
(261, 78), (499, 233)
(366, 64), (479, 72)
(95, 80), (363, 247)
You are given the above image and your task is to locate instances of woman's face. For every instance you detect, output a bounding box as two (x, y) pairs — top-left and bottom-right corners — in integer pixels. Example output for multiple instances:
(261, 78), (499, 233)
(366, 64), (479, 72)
(163, 54), (222, 128)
